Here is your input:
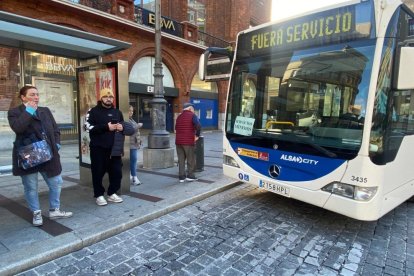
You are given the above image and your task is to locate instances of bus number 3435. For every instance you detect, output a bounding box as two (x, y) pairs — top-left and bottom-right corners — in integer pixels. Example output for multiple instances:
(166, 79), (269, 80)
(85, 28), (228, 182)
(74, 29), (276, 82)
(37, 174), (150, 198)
(350, 176), (368, 183)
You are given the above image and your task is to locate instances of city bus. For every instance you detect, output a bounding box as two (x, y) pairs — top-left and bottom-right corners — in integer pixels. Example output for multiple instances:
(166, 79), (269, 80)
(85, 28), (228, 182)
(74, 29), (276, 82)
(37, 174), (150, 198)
(199, 0), (414, 220)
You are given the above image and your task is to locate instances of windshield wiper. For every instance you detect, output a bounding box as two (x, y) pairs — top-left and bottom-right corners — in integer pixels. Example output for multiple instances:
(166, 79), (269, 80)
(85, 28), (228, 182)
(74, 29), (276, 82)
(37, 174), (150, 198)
(306, 142), (337, 158)
(286, 133), (338, 158)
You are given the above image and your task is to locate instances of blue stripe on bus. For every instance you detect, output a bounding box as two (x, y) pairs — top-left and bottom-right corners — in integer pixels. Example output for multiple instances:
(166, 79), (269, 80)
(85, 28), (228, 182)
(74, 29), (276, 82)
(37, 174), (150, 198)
(230, 142), (346, 181)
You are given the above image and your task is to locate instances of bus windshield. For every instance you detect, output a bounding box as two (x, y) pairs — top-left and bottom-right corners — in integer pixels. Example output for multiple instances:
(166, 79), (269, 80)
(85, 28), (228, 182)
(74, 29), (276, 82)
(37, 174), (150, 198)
(226, 40), (375, 159)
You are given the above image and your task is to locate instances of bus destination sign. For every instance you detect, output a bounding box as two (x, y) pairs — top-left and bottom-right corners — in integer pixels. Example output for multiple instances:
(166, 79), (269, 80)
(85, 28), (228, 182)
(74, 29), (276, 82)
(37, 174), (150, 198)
(238, 3), (372, 57)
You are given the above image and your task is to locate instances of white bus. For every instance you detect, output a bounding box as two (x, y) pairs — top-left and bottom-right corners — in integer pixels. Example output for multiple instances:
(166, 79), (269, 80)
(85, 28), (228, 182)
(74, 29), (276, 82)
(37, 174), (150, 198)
(200, 0), (414, 220)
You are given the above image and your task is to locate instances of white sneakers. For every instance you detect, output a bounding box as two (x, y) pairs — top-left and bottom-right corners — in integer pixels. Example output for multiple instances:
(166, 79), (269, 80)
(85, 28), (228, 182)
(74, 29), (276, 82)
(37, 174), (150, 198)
(131, 176), (142, 186)
(96, 196), (108, 206)
(33, 210), (43, 226)
(32, 209), (73, 226)
(49, 208), (73, 219)
(107, 193), (123, 203)
(96, 194), (123, 206)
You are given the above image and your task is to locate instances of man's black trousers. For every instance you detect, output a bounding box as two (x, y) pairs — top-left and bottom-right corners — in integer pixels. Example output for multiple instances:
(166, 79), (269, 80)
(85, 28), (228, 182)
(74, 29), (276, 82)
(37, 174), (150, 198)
(90, 146), (122, 197)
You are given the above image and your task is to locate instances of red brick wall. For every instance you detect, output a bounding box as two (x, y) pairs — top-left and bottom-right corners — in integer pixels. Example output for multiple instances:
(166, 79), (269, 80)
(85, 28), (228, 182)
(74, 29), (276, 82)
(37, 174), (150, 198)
(161, 0), (187, 22)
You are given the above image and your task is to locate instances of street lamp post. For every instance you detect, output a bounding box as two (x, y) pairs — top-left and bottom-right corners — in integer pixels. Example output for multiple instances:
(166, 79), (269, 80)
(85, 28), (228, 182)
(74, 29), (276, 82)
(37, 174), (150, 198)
(148, 0), (170, 149)
(143, 0), (174, 169)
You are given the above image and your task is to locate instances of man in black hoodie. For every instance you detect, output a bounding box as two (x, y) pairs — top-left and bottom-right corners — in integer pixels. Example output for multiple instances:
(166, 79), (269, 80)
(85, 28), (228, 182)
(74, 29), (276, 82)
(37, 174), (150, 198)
(84, 88), (129, 206)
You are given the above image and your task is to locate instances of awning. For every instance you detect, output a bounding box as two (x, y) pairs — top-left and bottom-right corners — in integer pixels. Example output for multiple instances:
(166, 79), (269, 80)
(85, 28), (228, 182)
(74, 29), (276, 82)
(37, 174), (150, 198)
(0, 10), (131, 59)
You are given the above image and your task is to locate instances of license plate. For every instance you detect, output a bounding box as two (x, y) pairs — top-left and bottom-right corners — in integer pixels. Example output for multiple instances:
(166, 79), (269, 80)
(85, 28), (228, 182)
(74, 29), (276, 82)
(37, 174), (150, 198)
(259, 180), (290, 197)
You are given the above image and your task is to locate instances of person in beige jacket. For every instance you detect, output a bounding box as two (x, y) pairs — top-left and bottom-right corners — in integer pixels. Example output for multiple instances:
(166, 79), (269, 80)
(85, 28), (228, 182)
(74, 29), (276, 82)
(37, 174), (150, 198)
(129, 105), (143, 185)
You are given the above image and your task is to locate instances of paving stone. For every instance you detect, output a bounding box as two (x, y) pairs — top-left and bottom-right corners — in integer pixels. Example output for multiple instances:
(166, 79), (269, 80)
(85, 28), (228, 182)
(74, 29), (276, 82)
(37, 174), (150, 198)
(164, 260), (185, 272)
(33, 261), (60, 275)
(17, 270), (39, 276)
(383, 265), (405, 276)
(53, 255), (77, 268)
(222, 267), (244, 276)
(360, 263), (383, 276)
(231, 259), (253, 273)
(202, 264), (223, 276)
(130, 265), (153, 276)
(109, 263), (133, 275)
(144, 258), (167, 271)
(71, 248), (93, 260)
(184, 262), (204, 274)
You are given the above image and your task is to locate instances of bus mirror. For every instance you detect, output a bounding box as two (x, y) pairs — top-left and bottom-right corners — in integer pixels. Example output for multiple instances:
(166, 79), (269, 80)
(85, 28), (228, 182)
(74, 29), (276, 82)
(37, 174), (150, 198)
(396, 47), (414, 90)
(198, 47), (233, 82)
(198, 51), (208, 81)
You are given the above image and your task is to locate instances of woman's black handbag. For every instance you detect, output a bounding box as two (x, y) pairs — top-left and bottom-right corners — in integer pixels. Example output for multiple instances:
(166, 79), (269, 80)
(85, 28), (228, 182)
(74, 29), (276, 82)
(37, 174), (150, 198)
(17, 139), (53, 169)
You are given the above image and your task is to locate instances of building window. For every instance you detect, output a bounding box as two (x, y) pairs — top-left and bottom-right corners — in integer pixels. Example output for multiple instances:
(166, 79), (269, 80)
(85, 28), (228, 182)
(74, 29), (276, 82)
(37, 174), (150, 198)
(206, 109), (213, 119)
(188, 0), (205, 31)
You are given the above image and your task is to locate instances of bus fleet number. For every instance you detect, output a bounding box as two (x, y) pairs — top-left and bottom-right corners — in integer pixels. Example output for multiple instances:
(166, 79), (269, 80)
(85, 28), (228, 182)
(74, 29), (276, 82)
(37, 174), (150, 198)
(350, 176), (368, 183)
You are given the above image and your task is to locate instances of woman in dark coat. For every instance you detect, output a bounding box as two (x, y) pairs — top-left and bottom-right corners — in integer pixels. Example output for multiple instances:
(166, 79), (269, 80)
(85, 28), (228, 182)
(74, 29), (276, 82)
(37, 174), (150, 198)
(8, 85), (72, 226)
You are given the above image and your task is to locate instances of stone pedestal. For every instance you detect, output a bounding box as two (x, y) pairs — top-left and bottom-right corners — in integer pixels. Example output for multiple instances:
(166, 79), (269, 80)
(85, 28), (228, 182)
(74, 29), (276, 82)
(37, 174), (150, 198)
(143, 147), (175, 169)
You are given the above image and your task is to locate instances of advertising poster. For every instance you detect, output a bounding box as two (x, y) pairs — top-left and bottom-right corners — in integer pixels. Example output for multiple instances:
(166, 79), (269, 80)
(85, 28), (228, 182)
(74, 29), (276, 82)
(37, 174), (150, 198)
(96, 67), (116, 105)
(78, 69), (96, 166)
(78, 65), (117, 167)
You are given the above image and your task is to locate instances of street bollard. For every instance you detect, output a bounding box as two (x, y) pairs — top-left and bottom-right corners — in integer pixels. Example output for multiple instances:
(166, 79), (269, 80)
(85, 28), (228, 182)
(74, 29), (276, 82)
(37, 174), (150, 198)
(195, 136), (204, 172)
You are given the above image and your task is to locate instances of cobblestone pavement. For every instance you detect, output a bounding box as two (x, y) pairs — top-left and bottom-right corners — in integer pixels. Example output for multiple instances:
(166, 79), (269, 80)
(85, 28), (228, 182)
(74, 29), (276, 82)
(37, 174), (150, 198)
(20, 183), (414, 276)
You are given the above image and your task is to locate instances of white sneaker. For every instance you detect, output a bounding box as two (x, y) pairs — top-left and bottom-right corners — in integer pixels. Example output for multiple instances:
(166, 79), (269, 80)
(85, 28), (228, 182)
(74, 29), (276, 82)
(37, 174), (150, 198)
(107, 193), (123, 203)
(49, 208), (73, 219)
(186, 177), (198, 182)
(96, 196), (107, 206)
(131, 176), (142, 185)
(33, 210), (43, 227)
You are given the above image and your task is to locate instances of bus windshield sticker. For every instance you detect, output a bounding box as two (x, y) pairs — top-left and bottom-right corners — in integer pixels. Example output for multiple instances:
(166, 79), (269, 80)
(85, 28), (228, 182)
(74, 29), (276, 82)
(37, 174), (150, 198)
(234, 116), (255, 136)
(238, 148), (259, 159)
(237, 147), (269, 161)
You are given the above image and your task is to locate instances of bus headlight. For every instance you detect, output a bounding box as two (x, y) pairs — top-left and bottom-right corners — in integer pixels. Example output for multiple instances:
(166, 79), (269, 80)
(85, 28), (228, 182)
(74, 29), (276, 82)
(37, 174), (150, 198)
(354, 186), (378, 201)
(322, 182), (377, 201)
(223, 155), (239, 167)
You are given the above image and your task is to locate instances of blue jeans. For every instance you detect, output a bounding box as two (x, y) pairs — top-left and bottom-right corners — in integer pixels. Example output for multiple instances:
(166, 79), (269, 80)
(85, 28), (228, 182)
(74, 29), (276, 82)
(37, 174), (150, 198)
(21, 172), (63, 212)
(130, 149), (138, 177)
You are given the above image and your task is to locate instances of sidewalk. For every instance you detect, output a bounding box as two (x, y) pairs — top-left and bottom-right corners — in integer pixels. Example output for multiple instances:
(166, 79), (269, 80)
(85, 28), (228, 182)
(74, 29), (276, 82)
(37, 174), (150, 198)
(0, 131), (240, 275)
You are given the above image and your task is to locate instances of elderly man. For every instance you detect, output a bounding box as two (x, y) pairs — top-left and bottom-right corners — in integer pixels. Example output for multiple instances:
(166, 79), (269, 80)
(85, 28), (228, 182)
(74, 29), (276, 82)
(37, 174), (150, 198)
(175, 102), (202, 183)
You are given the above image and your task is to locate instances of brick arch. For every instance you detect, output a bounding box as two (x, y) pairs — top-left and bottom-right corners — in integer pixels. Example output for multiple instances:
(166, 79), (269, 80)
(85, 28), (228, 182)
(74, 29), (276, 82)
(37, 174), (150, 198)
(129, 47), (187, 92)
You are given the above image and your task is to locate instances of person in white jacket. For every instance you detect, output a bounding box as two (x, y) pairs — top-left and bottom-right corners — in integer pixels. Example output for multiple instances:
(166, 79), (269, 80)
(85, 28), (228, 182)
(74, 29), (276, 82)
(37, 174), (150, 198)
(128, 105), (143, 185)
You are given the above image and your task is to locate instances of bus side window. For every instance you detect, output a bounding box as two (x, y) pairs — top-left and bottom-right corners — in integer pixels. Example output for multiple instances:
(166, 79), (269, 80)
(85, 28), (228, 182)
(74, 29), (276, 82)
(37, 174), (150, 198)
(391, 90), (414, 134)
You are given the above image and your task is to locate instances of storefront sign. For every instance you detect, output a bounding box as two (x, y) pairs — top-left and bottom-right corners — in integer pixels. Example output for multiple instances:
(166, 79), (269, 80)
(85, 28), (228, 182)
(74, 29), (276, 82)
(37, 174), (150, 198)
(140, 8), (181, 36)
(44, 62), (75, 74)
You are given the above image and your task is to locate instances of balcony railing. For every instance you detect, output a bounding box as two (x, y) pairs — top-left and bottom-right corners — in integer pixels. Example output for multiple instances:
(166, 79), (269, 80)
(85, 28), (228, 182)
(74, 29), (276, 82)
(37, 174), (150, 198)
(197, 31), (231, 48)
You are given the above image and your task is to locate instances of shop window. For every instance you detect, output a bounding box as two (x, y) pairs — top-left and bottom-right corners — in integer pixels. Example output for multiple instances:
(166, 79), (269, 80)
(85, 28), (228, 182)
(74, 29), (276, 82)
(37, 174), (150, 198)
(23, 51), (77, 128)
(0, 46), (20, 128)
(191, 72), (218, 92)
